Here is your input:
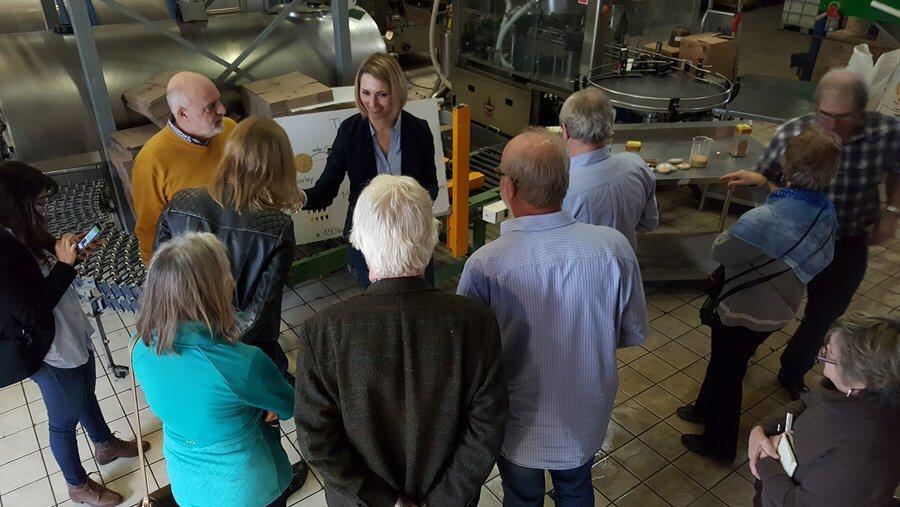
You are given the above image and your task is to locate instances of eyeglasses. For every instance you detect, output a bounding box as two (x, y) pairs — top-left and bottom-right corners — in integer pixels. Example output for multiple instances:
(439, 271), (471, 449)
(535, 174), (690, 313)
(816, 344), (837, 366)
(816, 109), (856, 122)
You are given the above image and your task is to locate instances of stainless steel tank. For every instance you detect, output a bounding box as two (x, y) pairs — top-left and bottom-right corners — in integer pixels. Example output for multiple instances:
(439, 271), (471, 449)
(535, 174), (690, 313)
(0, 0), (173, 34)
(0, 11), (385, 163)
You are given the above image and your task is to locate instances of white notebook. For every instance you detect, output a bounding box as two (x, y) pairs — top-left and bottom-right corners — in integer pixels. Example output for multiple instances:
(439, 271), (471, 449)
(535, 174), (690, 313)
(778, 433), (798, 477)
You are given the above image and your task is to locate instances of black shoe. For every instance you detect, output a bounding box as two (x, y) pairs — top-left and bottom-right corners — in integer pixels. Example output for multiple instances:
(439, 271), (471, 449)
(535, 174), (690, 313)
(778, 374), (809, 401)
(286, 460), (310, 497)
(680, 434), (735, 464)
(676, 404), (705, 424)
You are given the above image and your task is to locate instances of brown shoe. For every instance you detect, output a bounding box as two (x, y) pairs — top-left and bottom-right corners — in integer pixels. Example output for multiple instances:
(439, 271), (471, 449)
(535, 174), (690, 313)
(94, 436), (151, 465)
(68, 477), (124, 507)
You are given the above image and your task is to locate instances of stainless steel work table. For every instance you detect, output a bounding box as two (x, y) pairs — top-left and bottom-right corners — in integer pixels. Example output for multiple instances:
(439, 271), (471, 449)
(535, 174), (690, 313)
(609, 121), (765, 281)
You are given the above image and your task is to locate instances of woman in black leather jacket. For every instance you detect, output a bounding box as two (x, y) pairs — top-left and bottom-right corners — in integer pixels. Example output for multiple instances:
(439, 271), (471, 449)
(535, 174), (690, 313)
(155, 117), (303, 377)
(302, 52), (439, 287)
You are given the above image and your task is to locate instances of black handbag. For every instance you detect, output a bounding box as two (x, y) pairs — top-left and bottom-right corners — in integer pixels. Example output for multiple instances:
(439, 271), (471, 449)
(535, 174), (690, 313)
(699, 205), (829, 328)
(0, 322), (54, 388)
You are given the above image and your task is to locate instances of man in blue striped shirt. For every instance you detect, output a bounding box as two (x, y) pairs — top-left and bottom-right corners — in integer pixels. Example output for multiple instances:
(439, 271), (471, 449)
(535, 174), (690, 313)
(560, 88), (658, 250)
(458, 128), (648, 506)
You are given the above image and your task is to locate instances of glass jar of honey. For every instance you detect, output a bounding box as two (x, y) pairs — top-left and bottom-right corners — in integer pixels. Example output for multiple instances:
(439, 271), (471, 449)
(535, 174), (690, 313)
(730, 123), (752, 158)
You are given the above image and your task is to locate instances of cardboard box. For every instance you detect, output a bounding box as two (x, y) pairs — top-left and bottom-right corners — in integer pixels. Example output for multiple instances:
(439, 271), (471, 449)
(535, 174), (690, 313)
(107, 124), (160, 201)
(679, 32), (739, 80)
(241, 72), (334, 118)
(122, 70), (177, 125)
(643, 42), (680, 57)
(811, 29), (896, 82)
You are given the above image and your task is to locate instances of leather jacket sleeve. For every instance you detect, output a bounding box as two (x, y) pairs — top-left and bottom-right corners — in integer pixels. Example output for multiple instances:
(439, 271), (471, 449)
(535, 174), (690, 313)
(153, 201), (175, 252)
(241, 221), (295, 343)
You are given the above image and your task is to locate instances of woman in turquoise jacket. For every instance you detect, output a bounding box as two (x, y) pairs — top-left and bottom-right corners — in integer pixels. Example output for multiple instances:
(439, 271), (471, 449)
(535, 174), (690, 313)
(132, 232), (295, 507)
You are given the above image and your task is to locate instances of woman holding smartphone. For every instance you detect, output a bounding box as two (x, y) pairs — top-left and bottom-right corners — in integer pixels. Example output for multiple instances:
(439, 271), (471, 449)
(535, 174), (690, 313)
(0, 162), (148, 507)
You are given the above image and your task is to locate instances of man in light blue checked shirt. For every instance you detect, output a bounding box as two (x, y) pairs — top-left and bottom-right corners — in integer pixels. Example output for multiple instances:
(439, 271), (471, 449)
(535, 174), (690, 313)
(458, 128), (648, 506)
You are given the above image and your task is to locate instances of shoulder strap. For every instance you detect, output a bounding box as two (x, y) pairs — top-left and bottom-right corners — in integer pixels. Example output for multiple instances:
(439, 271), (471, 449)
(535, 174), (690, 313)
(716, 204), (831, 303)
(722, 204), (827, 286)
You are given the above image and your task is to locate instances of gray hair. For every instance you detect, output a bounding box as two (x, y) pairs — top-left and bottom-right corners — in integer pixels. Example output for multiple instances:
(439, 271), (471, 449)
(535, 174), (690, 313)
(503, 128), (569, 209)
(829, 312), (900, 404)
(782, 126), (842, 190)
(559, 88), (616, 145)
(816, 69), (869, 112)
(349, 175), (438, 279)
(135, 232), (240, 354)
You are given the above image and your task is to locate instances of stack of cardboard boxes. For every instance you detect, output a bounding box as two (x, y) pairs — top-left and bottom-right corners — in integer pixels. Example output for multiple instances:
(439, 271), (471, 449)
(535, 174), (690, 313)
(678, 32), (739, 80)
(240, 72), (334, 118)
(107, 124), (159, 211)
(122, 70), (178, 127)
(642, 32), (739, 81)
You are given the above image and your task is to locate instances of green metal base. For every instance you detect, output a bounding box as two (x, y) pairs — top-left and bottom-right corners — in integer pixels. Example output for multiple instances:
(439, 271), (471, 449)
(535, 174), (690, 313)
(287, 245), (349, 286)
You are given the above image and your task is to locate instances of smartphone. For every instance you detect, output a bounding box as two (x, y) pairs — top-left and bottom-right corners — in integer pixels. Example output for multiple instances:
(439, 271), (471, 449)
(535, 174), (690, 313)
(77, 225), (102, 251)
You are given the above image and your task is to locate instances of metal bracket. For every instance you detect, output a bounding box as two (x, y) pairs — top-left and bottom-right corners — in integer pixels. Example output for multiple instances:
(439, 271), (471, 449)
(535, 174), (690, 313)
(66, 0), (136, 232)
(333, 0), (353, 84)
(214, 0), (301, 85)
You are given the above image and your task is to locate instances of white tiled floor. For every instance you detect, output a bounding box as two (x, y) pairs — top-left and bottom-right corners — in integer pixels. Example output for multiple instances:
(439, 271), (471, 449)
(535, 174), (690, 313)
(1, 186), (898, 506)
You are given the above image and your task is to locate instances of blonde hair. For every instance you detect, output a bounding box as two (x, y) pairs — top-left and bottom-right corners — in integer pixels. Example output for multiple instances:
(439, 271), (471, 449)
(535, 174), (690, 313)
(782, 126), (842, 190)
(136, 232), (240, 354)
(349, 175), (437, 279)
(207, 117), (302, 214)
(354, 53), (408, 119)
(829, 312), (900, 404)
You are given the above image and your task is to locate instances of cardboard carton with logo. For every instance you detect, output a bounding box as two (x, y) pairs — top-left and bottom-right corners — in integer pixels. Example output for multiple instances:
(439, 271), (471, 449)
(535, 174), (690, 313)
(678, 33), (739, 80)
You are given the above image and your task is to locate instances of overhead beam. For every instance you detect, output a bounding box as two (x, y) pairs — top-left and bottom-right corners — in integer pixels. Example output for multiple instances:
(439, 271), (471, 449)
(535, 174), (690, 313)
(98, 0), (257, 81)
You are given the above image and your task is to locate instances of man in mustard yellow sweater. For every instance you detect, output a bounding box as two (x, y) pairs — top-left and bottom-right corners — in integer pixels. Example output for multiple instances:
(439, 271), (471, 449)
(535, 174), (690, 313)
(132, 71), (237, 264)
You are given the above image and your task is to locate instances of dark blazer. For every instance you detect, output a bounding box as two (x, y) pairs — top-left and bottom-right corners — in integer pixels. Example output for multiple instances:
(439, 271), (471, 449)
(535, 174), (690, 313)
(155, 189), (294, 354)
(0, 228), (76, 386)
(303, 110), (439, 234)
(293, 277), (508, 507)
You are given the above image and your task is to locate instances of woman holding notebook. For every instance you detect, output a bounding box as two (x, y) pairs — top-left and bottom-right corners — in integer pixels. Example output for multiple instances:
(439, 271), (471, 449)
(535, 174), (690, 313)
(749, 313), (900, 506)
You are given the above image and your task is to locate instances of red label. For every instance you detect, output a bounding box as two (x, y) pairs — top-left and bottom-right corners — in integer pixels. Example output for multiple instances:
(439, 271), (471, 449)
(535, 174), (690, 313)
(483, 98), (495, 118)
(578, 0), (588, 5)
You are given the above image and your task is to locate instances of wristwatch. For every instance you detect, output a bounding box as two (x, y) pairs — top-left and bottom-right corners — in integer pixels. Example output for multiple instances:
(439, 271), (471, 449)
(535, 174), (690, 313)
(886, 205), (900, 216)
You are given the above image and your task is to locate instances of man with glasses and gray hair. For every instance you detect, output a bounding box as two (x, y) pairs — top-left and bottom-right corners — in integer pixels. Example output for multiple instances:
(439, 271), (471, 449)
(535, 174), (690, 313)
(719, 69), (899, 401)
(293, 175), (508, 507)
(560, 88), (658, 249)
(458, 128), (648, 505)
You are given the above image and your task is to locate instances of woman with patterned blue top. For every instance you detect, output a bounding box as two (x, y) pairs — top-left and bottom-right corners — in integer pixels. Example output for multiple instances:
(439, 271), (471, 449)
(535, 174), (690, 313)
(300, 53), (439, 287)
(132, 232), (295, 507)
(677, 126), (841, 463)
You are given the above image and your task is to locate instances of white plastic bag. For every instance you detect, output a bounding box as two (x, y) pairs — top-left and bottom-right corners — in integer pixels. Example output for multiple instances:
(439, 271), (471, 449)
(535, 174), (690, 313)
(846, 43), (875, 84)
(868, 49), (900, 116)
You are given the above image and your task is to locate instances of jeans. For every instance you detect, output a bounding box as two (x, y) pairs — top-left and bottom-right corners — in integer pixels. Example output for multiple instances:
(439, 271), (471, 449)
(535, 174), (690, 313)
(693, 318), (773, 459)
(347, 245), (435, 288)
(779, 235), (868, 385)
(497, 455), (595, 507)
(31, 352), (113, 486)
